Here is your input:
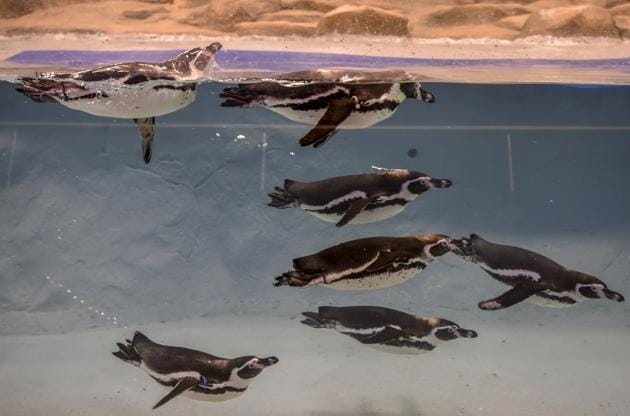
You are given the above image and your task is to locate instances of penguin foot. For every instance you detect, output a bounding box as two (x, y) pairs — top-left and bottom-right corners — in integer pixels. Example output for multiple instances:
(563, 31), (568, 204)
(273, 271), (310, 287)
(112, 339), (141, 366)
(267, 186), (297, 209)
(300, 311), (329, 328)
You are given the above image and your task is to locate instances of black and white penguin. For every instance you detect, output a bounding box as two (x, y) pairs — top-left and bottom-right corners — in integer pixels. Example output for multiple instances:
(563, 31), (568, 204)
(268, 169), (452, 227)
(15, 43), (222, 163)
(219, 69), (435, 147)
(452, 234), (625, 310)
(113, 331), (278, 409)
(301, 305), (477, 354)
(274, 233), (455, 289)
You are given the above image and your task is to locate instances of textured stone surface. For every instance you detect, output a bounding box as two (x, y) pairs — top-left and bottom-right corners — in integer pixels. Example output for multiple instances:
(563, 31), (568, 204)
(1, 0), (630, 39)
(316, 5), (409, 36)
(522, 5), (620, 37)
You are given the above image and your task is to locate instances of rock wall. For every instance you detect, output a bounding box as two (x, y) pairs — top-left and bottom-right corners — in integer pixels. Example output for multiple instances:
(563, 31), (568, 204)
(1, 0), (629, 39)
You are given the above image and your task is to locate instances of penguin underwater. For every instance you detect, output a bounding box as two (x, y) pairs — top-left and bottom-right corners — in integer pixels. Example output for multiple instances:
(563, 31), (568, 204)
(15, 43), (222, 163)
(268, 169), (452, 227)
(274, 233), (456, 289)
(219, 69), (435, 147)
(301, 305), (478, 354)
(113, 331), (278, 409)
(452, 234), (625, 310)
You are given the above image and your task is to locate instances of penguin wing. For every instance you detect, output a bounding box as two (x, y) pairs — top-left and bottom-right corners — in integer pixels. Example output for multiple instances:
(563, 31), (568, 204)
(335, 196), (379, 227)
(478, 283), (542, 310)
(346, 325), (407, 345)
(152, 377), (200, 409)
(298, 96), (356, 147)
(133, 117), (156, 164)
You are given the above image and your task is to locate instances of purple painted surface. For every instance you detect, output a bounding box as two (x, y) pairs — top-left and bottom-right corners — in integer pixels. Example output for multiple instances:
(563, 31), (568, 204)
(8, 49), (630, 72)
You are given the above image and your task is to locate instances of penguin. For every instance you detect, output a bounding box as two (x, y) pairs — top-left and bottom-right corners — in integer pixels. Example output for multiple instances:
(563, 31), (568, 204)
(15, 43), (222, 163)
(219, 69), (435, 148)
(113, 331), (278, 409)
(451, 234), (625, 310)
(301, 305), (478, 354)
(274, 233), (455, 289)
(267, 169), (452, 227)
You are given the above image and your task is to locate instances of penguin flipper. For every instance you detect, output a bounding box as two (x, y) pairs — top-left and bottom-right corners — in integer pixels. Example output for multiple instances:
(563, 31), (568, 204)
(133, 117), (156, 164)
(298, 96), (356, 147)
(479, 284), (540, 310)
(346, 325), (406, 345)
(152, 378), (199, 410)
(335, 196), (377, 227)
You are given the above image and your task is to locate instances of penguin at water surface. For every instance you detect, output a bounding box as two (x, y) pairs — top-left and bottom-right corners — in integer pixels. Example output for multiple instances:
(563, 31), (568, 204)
(113, 331), (278, 409)
(15, 43), (222, 163)
(268, 169), (452, 227)
(219, 69), (435, 147)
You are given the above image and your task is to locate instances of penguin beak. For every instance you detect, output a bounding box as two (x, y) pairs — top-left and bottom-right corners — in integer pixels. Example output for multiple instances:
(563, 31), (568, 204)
(429, 178), (452, 188)
(456, 328), (478, 338)
(604, 289), (624, 302)
(260, 356), (279, 367)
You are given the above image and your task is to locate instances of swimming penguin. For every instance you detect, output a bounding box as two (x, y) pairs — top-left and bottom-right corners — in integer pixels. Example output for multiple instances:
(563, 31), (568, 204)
(219, 69), (435, 147)
(301, 305), (477, 354)
(452, 234), (625, 310)
(268, 169), (452, 227)
(274, 233), (455, 289)
(15, 43), (222, 163)
(113, 331), (278, 409)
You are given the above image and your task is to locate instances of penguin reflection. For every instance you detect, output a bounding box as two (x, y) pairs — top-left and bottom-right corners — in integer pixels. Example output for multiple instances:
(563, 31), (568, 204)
(220, 70), (435, 147)
(15, 43), (222, 163)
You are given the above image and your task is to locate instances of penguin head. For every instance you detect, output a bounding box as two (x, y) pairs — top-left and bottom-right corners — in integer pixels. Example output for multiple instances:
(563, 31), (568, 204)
(407, 173), (452, 194)
(576, 283), (624, 302)
(433, 321), (478, 341)
(417, 234), (457, 258)
(235, 356), (279, 379)
(172, 43), (222, 79)
(401, 82), (435, 103)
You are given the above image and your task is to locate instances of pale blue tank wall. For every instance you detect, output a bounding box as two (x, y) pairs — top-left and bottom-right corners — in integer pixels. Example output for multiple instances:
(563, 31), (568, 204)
(0, 82), (629, 336)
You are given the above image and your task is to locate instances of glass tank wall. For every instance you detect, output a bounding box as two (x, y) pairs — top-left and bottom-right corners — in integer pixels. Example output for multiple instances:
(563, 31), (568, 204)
(0, 77), (629, 416)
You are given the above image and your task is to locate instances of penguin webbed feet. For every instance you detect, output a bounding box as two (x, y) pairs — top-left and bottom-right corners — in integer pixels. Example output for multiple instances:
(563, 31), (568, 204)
(273, 271), (312, 287)
(300, 311), (331, 328)
(112, 340), (141, 366)
(267, 186), (297, 209)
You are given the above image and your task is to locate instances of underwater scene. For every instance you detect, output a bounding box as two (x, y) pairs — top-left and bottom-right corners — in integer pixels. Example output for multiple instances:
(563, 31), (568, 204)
(1, 42), (630, 416)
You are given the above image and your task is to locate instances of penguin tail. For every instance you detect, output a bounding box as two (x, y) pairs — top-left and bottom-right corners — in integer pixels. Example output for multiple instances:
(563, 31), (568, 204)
(267, 184), (298, 209)
(273, 270), (310, 287)
(300, 311), (328, 328)
(112, 339), (141, 367)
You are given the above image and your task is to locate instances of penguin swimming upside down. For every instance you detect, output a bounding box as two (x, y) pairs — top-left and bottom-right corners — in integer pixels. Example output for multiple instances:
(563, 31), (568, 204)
(268, 169), (452, 227)
(113, 331), (278, 409)
(219, 69), (435, 148)
(274, 234), (456, 289)
(301, 305), (478, 354)
(452, 234), (625, 310)
(15, 43), (222, 163)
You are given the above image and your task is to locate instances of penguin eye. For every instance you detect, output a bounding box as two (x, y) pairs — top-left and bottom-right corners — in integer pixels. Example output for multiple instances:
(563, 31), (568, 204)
(448, 327), (456, 333)
(247, 361), (258, 369)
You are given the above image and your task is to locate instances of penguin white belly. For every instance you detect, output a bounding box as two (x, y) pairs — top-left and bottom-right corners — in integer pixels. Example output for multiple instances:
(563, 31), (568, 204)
(326, 264), (423, 290)
(491, 280), (580, 308)
(367, 342), (433, 355)
(268, 107), (395, 129)
(305, 203), (407, 225)
(60, 87), (196, 118)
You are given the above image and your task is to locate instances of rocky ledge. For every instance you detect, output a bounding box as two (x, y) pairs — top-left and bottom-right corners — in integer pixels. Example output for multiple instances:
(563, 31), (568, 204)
(1, 0), (629, 39)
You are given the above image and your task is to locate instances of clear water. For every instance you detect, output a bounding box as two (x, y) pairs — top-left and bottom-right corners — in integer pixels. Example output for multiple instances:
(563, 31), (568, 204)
(1, 79), (629, 416)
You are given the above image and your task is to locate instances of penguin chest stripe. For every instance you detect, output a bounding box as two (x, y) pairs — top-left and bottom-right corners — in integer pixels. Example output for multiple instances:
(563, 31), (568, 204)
(301, 191), (368, 211)
(478, 263), (542, 282)
(324, 251), (381, 283)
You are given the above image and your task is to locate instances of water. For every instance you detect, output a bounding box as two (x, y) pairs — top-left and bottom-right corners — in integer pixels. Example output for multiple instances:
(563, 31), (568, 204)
(1, 76), (629, 416)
